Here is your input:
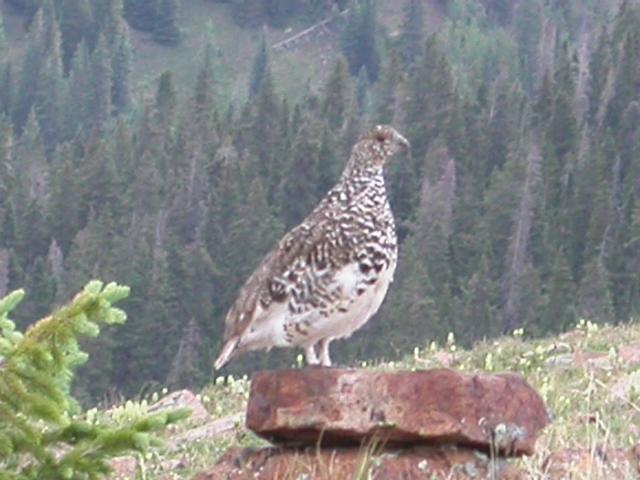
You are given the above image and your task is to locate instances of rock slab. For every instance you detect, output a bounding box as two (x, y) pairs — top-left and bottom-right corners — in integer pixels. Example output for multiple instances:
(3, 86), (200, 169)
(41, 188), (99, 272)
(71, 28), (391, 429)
(246, 368), (550, 456)
(194, 445), (525, 480)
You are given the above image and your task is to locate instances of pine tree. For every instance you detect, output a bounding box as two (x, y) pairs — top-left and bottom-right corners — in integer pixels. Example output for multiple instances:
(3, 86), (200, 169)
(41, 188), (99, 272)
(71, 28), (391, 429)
(397, 0), (424, 68)
(341, 0), (380, 81)
(0, 281), (188, 478)
(63, 40), (91, 138)
(88, 34), (113, 133)
(540, 248), (576, 334)
(166, 317), (203, 390)
(0, 7), (7, 59)
(577, 257), (615, 324)
(153, 0), (181, 45)
(588, 25), (611, 126)
(192, 44), (216, 128)
(35, 9), (64, 153)
(322, 56), (351, 131)
(14, 8), (46, 131)
(154, 70), (177, 129)
(248, 32), (269, 98)
(403, 35), (452, 160)
(248, 65), (281, 180)
(59, 0), (93, 73)
(125, 0), (159, 32)
(355, 65), (369, 114)
(604, 29), (640, 132)
(111, 22), (133, 112)
(0, 63), (13, 117)
(373, 52), (401, 124)
(47, 144), (82, 254)
(513, 0), (542, 92)
(278, 122), (321, 227)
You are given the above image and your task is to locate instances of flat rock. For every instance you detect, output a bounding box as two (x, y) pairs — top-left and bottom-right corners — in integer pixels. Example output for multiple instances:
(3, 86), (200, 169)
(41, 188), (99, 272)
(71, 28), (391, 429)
(193, 445), (525, 480)
(246, 368), (549, 456)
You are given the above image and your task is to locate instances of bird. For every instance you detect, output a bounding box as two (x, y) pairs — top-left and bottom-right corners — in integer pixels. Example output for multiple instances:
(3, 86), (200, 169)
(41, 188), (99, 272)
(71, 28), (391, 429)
(214, 125), (410, 369)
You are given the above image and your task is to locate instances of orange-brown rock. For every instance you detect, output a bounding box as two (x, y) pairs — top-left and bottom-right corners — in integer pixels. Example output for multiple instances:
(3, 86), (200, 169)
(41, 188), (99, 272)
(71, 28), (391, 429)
(193, 445), (525, 480)
(543, 446), (640, 478)
(246, 368), (549, 456)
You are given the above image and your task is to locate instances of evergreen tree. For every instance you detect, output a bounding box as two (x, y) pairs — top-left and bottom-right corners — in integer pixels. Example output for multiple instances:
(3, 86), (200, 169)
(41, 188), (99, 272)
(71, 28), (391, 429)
(59, 0), (93, 73)
(403, 35), (452, 161)
(125, 0), (159, 32)
(0, 281), (188, 478)
(373, 52), (401, 124)
(322, 56), (351, 131)
(278, 122), (321, 227)
(341, 0), (380, 81)
(588, 25), (611, 126)
(88, 34), (113, 133)
(248, 65), (281, 180)
(248, 33), (269, 98)
(577, 257), (615, 324)
(0, 63), (13, 117)
(192, 44), (216, 128)
(48, 143), (83, 254)
(513, 0), (542, 92)
(63, 41), (91, 137)
(154, 70), (177, 128)
(35, 9), (64, 153)
(397, 0), (424, 68)
(153, 0), (181, 45)
(111, 22), (133, 112)
(14, 8), (45, 131)
(540, 248), (576, 333)
(0, 7), (7, 59)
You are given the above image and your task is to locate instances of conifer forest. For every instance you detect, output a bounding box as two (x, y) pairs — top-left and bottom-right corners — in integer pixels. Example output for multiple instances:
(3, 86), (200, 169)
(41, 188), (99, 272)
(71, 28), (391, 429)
(0, 0), (639, 403)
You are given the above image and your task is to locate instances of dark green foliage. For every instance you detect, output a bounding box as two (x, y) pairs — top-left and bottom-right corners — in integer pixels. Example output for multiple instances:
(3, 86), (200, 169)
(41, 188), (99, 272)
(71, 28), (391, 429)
(1, 0), (640, 398)
(397, 0), (424, 68)
(59, 0), (93, 73)
(248, 33), (269, 98)
(125, 0), (159, 32)
(153, 0), (181, 45)
(0, 281), (189, 478)
(341, 0), (380, 82)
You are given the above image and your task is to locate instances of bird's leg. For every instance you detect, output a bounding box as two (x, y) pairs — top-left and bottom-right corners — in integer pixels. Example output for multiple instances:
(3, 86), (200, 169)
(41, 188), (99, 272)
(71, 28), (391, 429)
(315, 338), (332, 367)
(304, 345), (319, 366)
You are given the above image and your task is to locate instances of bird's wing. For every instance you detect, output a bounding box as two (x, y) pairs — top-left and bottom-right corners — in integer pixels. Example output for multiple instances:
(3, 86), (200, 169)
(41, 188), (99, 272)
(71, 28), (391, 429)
(221, 211), (341, 342)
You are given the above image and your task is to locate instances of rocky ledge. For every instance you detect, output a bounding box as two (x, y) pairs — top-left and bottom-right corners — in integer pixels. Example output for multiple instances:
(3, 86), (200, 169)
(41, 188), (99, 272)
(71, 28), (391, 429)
(196, 368), (551, 479)
(247, 368), (549, 456)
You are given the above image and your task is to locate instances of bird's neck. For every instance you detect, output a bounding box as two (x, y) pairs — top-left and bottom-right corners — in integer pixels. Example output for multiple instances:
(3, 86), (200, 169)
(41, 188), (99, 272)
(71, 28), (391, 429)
(339, 163), (384, 184)
(329, 163), (388, 210)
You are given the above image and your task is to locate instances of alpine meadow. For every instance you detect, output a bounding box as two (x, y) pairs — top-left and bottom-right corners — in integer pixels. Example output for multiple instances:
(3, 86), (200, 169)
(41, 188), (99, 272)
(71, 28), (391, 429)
(0, 0), (639, 408)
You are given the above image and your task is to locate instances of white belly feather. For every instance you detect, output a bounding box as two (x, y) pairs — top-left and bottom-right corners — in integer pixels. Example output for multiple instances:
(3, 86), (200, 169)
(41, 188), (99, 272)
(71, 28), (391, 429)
(237, 260), (396, 351)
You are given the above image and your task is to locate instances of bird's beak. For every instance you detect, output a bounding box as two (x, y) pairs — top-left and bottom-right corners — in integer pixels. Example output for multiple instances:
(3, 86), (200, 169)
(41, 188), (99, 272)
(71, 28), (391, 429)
(395, 132), (411, 154)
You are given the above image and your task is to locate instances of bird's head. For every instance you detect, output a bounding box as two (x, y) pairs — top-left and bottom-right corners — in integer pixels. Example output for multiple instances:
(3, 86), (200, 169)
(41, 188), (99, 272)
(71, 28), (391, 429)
(357, 125), (411, 167)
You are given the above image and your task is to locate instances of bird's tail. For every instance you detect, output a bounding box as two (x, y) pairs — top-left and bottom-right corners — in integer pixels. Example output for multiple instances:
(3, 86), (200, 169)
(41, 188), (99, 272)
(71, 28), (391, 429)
(214, 337), (239, 370)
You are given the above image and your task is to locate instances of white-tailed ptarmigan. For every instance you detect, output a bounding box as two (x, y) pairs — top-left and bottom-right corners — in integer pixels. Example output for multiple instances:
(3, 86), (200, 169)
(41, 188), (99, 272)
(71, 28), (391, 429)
(214, 125), (409, 369)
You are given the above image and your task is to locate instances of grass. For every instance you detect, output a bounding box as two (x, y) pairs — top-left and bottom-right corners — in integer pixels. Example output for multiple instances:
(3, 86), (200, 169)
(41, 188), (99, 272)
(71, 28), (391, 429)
(95, 319), (640, 478)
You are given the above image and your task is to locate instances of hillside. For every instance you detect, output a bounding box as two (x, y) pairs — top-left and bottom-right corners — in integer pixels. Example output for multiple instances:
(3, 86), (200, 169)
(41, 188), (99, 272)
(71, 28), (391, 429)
(0, 0), (639, 405)
(1, 0), (443, 104)
(106, 321), (640, 478)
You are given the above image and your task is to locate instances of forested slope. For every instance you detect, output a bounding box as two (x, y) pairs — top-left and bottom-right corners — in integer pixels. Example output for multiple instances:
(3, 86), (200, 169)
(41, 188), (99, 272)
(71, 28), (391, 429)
(0, 0), (639, 402)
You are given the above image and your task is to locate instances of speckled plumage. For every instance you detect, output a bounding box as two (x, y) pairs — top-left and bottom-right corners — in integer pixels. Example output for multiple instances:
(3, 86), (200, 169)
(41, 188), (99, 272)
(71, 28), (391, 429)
(214, 125), (409, 369)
